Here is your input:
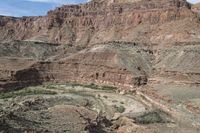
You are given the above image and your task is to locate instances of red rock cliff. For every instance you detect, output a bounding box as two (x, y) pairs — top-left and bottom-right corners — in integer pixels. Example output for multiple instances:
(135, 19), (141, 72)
(0, 0), (198, 45)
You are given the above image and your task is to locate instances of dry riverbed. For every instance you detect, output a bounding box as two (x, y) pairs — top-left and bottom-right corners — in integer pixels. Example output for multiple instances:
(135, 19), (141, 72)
(0, 84), (199, 133)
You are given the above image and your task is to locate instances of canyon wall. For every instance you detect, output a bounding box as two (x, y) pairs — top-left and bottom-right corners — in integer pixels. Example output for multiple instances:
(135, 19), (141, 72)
(0, 0), (198, 45)
(0, 42), (152, 90)
(0, 0), (200, 91)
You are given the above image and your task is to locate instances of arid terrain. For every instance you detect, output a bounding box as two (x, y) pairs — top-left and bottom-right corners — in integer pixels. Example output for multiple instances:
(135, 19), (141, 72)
(0, 0), (200, 132)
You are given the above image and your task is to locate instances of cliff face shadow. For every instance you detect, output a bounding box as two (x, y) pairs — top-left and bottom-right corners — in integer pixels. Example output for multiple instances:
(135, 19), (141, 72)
(11, 68), (43, 90)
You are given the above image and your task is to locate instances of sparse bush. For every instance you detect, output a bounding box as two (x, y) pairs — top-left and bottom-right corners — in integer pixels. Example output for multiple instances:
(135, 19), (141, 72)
(46, 85), (57, 89)
(134, 110), (170, 124)
(69, 83), (117, 91)
(0, 88), (57, 99)
(120, 101), (124, 104)
(101, 85), (117, 91)
(103, 95), (108, 99)
(112, 100), (118, 103)
(84, 83), (99, 90)
(113, 105), (125, 113)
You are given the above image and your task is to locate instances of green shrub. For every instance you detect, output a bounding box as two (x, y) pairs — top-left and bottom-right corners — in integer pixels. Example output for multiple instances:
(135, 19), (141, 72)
(84, 83), (99, 90)
(120, 101), (124, 104)
(67, 83), (117, 91)
(113, 105), (125, 113)
(103, 95), (108, 99)
(0, 89), (57, 99)
(112, 100), (118, 103)
(46, 85), (57, 89)
(101, 85), (117, 91)
(134, 110), (169, 124)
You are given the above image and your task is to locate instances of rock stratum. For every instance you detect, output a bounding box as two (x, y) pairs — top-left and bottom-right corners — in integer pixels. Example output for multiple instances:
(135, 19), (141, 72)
(0, 0), (199, 45)
(1, 0), (200, 132)
(0, 0), (200, 90)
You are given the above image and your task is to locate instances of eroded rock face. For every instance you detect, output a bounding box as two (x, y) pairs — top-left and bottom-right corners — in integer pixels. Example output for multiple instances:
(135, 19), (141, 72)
(0, 2), (200, 91)
(150, 43), (200, 85)
(1, 40), (200, 91)
(0, 0), (198, 45)
(0, 42), (152, 90)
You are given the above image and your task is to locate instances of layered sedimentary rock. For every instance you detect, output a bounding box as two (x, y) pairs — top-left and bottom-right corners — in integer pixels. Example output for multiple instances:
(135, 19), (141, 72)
(0, 0), (200, 91)
(0, 0), (198, 45)
(0, 41), (59, 90)
(150, 42), (200, 85)
(0, 42), (152, 90)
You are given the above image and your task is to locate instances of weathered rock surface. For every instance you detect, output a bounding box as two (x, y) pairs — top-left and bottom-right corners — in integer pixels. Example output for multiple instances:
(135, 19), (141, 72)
(0, 0), (199, 92)
(150, 42), (200, 85)
(0, 41), (152, 90)
(0, 0), (199, 45)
